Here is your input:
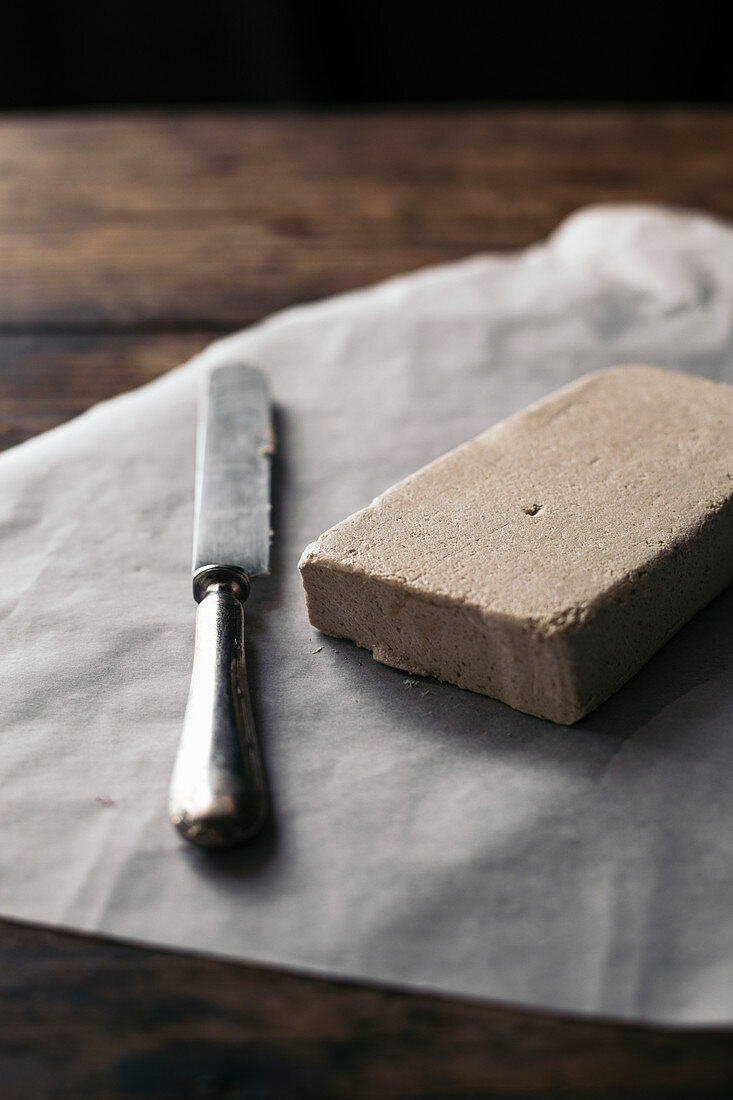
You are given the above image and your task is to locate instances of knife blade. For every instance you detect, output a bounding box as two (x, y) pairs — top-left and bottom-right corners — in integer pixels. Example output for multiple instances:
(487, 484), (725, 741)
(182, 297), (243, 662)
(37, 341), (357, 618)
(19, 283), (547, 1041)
(169, 362), (272, 848)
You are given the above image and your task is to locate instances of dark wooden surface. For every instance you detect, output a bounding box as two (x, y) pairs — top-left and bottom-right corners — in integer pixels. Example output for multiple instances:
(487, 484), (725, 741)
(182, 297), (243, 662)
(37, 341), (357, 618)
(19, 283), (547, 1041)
(1, 109), (732, 1098)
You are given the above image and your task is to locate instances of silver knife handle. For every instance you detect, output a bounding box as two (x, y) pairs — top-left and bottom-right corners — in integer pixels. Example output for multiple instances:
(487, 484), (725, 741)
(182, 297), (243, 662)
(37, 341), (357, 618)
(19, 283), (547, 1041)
(169, 566), (267, 848)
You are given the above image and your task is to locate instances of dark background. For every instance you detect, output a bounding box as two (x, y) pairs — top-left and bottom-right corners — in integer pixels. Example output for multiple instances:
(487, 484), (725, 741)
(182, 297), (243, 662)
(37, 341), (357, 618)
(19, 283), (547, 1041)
(0, 1), (728, 110)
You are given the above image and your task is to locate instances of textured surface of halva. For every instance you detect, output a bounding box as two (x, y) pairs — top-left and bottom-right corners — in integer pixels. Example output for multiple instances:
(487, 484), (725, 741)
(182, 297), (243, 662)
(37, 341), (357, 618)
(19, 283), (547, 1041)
(299, 365), (733, 723)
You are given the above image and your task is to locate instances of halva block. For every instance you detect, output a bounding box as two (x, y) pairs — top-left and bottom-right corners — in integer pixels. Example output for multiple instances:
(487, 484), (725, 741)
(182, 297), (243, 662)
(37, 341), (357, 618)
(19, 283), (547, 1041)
(298, 366), (733, 723)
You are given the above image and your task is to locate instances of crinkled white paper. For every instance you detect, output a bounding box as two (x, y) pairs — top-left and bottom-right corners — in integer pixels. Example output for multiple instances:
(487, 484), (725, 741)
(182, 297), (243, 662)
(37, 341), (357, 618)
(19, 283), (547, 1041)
(1, 205), (732, 1025)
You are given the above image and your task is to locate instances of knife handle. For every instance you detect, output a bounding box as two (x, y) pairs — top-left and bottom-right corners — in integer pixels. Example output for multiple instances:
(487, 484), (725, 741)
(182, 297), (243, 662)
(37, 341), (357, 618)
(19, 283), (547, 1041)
(169, 566), (267, 848)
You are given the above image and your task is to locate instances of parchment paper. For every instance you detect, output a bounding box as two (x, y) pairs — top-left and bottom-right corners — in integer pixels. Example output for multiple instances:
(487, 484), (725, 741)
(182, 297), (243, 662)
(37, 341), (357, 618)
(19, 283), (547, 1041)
(1, 205), (732, 1026)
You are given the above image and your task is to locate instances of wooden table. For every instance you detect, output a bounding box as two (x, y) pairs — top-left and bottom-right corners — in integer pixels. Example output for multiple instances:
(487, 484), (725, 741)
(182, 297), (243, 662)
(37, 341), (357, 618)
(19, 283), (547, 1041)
(1, 109), (732, 1098)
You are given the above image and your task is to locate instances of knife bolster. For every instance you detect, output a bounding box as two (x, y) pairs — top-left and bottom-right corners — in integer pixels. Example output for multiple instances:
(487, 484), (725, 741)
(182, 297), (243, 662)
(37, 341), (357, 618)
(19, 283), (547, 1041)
(193, 564), (250, 604)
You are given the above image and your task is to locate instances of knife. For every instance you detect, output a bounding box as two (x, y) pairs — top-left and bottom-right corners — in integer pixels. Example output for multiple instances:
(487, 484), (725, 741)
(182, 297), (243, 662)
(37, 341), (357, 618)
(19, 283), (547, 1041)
(169, 362), (272, 848)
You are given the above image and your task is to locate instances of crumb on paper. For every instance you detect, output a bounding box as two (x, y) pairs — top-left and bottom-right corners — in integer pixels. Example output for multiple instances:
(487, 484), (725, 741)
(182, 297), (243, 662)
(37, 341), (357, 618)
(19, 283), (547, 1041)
(261, 424), (276, 457)
(403, 679), (418, 688)
(312, 647), (323, 654)
(95, 795), (116, 807)
(421, 690), (431, 697)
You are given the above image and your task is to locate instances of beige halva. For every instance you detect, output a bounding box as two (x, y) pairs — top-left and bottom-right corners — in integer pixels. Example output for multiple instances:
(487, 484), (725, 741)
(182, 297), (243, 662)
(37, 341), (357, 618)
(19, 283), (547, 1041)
(299, 366), (733, 723)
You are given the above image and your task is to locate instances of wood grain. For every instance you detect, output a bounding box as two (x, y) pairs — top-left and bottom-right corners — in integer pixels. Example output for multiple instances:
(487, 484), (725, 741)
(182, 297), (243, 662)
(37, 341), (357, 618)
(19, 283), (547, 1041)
(1, 110), (732, 1097)
(0, 110), (732, 329)
(0, 332), (212, 448)
(2, 920), (732, 1099)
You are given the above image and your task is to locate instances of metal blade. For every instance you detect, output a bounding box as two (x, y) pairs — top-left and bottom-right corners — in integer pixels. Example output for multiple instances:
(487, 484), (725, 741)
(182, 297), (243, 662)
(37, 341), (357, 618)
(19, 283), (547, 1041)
(193, 362), (272, 578)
